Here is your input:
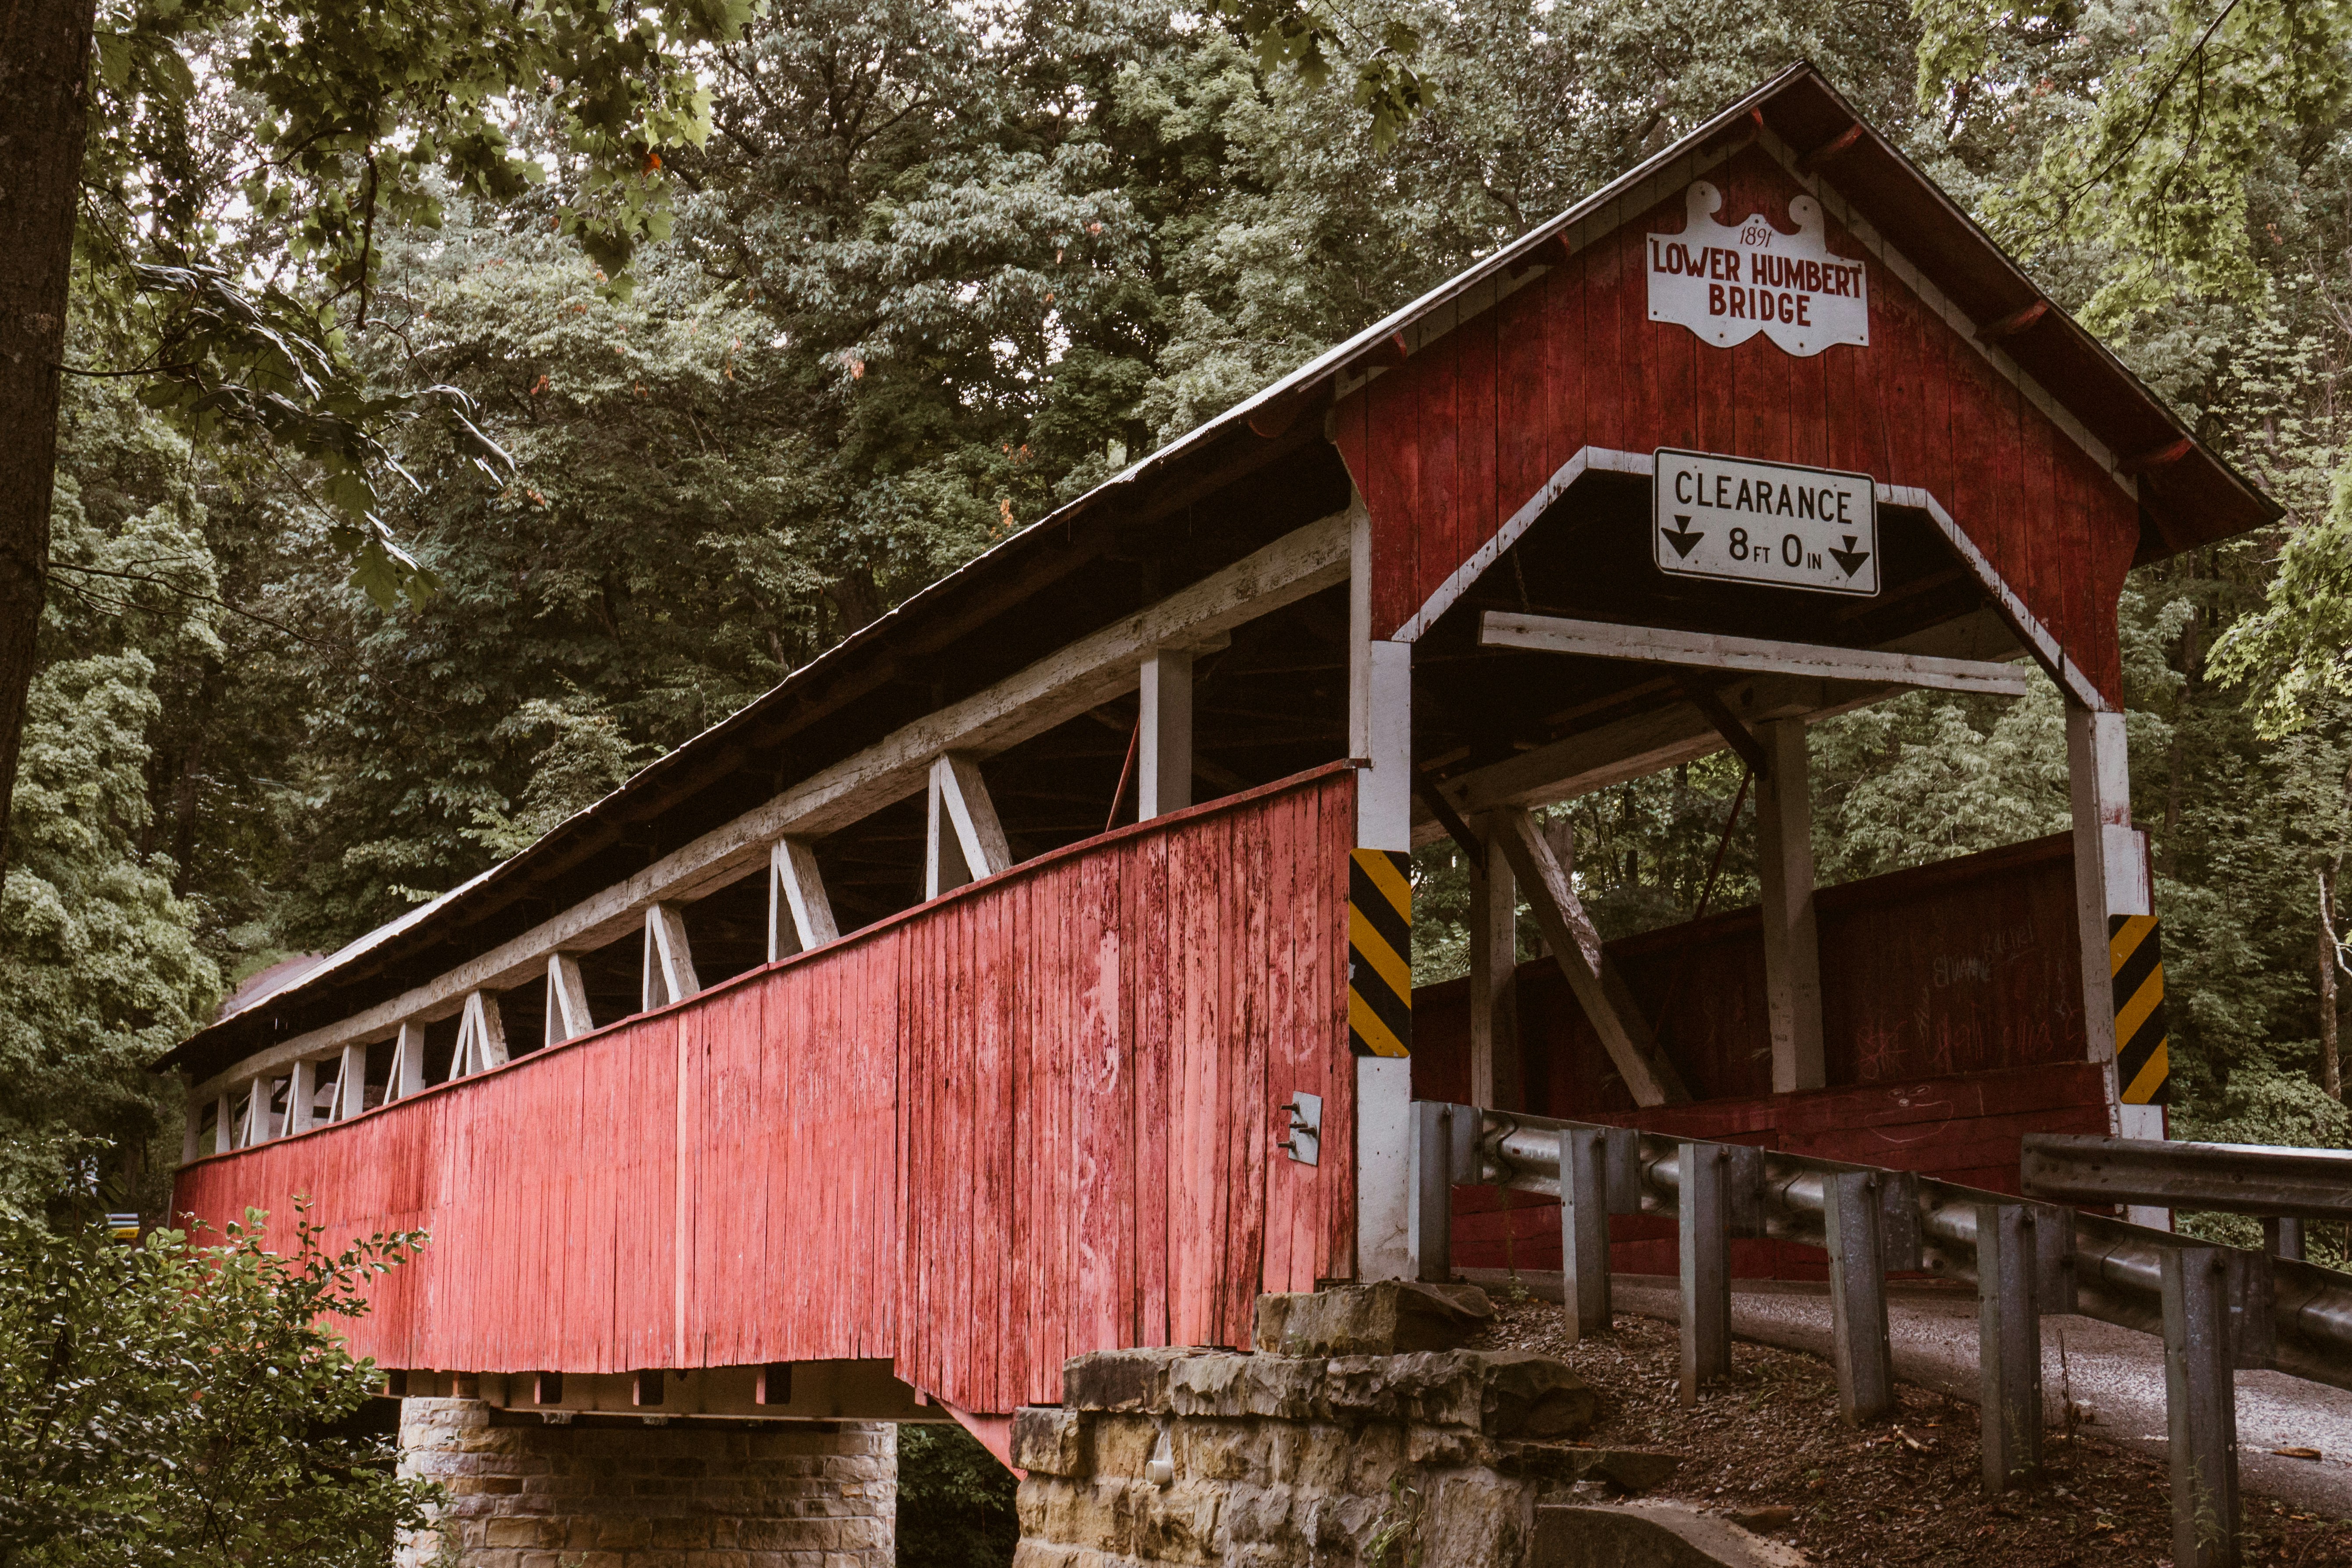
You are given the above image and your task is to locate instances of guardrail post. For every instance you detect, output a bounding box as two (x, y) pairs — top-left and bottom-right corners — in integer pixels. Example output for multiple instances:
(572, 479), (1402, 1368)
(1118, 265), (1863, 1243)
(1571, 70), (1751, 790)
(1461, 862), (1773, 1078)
(1409, 1102), (1454, 1284)
(1561, 1127), (1611, 1339)
(1824, 1170), (1893, 1424)
(2262, 1217), (2305, 1262)
(1679, 1142), (1731, 1406)
(2162, 1247), (2242, 1568)
(1976, 1203), (2042, 1492)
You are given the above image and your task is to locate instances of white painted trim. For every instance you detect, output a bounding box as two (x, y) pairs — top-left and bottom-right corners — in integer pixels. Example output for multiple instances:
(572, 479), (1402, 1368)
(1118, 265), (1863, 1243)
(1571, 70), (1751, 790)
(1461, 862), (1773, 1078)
(767, 838), (840, 962)
(189, 510), (1349, 1107)
(1393, 447), (1651, 641)
(213, 1091), (233, 1155)
(1479, 612), (2035, 696)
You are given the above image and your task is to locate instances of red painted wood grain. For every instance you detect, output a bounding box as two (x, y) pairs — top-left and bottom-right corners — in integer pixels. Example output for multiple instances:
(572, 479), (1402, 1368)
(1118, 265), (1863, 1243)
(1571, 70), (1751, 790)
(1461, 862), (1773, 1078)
(171, 766), (1358, 1412)
(1330, 146), (2141, 702)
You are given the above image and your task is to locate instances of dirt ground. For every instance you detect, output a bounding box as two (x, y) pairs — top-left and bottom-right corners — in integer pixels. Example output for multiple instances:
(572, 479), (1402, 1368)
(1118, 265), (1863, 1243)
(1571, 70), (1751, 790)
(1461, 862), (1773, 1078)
(1465, 1284), (2352, 1567)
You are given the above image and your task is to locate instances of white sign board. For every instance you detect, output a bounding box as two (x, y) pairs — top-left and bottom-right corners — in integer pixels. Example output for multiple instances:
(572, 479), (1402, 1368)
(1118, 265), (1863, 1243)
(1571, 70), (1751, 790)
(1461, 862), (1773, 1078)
(1646, 182), (1869, 357)
(1652, 448), (1879, 596)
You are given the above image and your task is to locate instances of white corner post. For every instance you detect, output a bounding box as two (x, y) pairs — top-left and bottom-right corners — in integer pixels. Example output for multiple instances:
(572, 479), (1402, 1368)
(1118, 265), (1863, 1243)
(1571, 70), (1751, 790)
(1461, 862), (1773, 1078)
(213, 1090), (233, 1154)
(546, 952), (596, 1045)
(333, 1041), (368, 1121)
(452, 989), (509, 1077)
(287, 1057), (318, 1135)
(643, 903), (702, 1011)
(181, 1084), (201, 1164)
(926, 752), (1013, 898)
(1139, 648), (1195, 820)
(387, 1019), (426, 1102)
(1755, 717), (1826, 1094)
(767, 837), (841, 962)
(1467, 814), (1520, 1110)
(2067, 702), (2164, 1221)
(1349, 495), (1415, 1283)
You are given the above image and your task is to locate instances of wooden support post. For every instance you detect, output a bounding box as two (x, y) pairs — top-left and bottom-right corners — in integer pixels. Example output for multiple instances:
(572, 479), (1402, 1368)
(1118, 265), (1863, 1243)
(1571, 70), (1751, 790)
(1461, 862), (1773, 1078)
(2263, 1217), (2306, 1261)
(767, 837), (839, 961)
(1351, 495), (1415, 1283)
(287, 1057), (318, 1135)
(214, 1091), (233, 1155)
(1560, 1126), (1612, 1340)
(1755, 717), (1825, 1093)
(926, 752), (1013, 898)
(241, 1075), (271, 1146)
(1468, 816), (1520, 1109)
(1408, 1102), (1469, 1285)
(546, 953), (595, 1045)
(335, 1041), (368, 1121)
(2162, 1247), (2242, 1568)
(1824, 1171), (1894, 1424)
(1678, 1142), (1731, 1405)
(453, 990), (509, 1077)
(1138, 647), (1194, 819)
(1977, 1203), (2043, 1493)
(181, 1094), (200, 1165)
(2068, 704), (2164, 1186)
(1494, 809), (1688, 1106)
(387, 1019), (426, 1102)
(643, 903), (701, 1011)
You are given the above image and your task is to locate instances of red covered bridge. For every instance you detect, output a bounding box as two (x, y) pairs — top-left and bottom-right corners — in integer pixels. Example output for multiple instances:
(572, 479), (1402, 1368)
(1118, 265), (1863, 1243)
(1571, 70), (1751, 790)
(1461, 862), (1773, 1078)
(165, 66), (2273, 1440)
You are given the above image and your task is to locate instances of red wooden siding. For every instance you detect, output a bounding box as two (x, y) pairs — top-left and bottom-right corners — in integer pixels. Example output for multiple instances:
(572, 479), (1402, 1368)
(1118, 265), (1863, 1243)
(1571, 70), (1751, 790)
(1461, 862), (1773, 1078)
(1330, 145), (2142, 703)
(1414, 834), (2110, 1277)
(173, 766), (1357, 1412)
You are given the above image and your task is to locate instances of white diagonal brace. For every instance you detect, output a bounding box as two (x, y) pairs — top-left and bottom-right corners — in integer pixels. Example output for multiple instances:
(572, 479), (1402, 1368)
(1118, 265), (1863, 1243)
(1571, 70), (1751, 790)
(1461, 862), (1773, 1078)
(1491, 809), (1689, 1107)
(387, 1020), (426, 1103)
(546, 953), (596, 1045)
(768, 837), (840, 961)
(334, 1041), (368, 1121)
(190, 509), (1350, 1107)
(453, 990), (509, 1077)
(1480, 612), (2035, 697)
(926, 752), (1013, 898)
(644, 903), (701, 1011)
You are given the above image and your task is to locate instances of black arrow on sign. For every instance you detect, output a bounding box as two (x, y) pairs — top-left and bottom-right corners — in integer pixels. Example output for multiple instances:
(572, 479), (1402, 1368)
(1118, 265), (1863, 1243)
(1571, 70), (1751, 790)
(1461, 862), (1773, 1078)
(1828, 535), (1871, 577)
(1660, 514), (1705, 560)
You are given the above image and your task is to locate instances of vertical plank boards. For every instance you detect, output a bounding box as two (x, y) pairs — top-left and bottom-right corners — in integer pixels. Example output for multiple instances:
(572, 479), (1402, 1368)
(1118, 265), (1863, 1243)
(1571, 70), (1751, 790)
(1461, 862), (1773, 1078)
(1542, 262), (1587, 483)
(1136, 829), (1174, 1347)
(1582, 210), (1626, 454)
(1494, 269), (1551, 523)
(1454, 302), (1501, 573)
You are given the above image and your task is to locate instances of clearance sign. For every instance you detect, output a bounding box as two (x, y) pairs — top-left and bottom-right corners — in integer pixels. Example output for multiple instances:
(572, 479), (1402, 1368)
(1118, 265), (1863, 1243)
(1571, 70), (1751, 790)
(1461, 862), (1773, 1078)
(1646, 181), (1869, 357)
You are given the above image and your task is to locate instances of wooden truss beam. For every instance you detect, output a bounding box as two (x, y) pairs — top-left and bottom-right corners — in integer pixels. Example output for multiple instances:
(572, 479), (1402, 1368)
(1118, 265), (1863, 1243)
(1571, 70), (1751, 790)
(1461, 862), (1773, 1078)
(187, 510), (1350, 1109)
(1490, 808), (1689, 1108)
(1479, 612), (2035, 697)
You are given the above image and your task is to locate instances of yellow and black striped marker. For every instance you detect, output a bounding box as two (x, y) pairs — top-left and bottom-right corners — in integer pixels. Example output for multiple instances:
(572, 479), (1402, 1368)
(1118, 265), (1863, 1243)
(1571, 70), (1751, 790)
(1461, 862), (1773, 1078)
(2110, 914), (2169, 1106)
(1348, 848), (1412, 1058)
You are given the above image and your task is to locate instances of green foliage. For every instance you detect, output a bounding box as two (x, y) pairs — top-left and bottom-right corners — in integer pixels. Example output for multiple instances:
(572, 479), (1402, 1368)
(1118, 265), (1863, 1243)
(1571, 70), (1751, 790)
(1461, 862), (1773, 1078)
(0, 371), (222, 1209)
(0, 1196), (433, 1567)
(894, 1423), (1017, 1568)
(1915, 0), (2352, 330)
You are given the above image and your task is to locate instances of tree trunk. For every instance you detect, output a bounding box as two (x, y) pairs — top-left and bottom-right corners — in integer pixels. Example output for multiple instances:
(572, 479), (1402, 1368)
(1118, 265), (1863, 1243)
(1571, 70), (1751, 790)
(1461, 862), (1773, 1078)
(0, 0), (98, 874)
(2321, 865), (2343, 1102)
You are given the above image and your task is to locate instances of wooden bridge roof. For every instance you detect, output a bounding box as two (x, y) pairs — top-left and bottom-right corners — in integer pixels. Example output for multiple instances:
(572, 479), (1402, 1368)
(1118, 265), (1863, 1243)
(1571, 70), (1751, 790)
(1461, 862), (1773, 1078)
(162, 62), (2274, 1086)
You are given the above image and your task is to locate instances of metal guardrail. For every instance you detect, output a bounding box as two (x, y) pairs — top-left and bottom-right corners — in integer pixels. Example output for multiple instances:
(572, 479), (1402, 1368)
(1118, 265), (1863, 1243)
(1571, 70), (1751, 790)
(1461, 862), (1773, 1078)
(2023, 1133), (2352, 1260)
(1408, 1102), (2352, 1568)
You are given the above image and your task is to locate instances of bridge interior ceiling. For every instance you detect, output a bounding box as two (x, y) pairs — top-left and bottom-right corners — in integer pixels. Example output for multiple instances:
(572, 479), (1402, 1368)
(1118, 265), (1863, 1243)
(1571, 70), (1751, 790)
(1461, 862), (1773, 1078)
(1408, 473), (2018, 795)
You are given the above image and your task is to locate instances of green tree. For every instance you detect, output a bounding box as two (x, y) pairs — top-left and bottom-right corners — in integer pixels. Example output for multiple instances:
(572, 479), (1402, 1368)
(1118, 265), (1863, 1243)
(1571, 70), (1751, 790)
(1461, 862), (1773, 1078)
(0, 1196), (432, 1567)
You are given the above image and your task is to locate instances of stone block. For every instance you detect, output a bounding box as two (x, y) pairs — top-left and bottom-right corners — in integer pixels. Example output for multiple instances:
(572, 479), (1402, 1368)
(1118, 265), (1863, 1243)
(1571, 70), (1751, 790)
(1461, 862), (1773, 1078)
(1011, 1407), (1089, 1476)
(1252, 1281), (1494, 1357)
(1061, 1345), (1220, 1413)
